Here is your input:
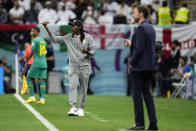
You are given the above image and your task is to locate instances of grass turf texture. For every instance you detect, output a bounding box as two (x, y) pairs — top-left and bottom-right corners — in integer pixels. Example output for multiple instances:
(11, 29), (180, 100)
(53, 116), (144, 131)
(0, 94), (47, 131)
(0, 94), (196, 131)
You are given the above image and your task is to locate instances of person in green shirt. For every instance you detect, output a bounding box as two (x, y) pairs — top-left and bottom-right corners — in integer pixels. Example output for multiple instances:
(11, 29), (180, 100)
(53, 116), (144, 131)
(23, 27), (47, 104)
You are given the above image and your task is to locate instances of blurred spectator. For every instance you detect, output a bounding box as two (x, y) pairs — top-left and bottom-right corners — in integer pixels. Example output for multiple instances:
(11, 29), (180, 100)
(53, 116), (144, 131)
(18, 43), (29, 80)
(45, 39), (54, 73)
(31, 0), (43, 12)
(124, 53), (132, 96)
(37, 0), (46, 6)
(93, 0), (103, 12)
(158, 1), (171, 26)
(57, 0), (76, 11)
(174, 4), (189, 24)
(22, 42), (33, 75)
(190, 53), (196, 76)
(0, 4), (8, 23)
(98, 10), (113, 24)
(61, 60), (69, 94)
(9, 0), (24, 24)
(151, 41), (169, 96)
(67, 0), (76, 11)
(125, 0), (135, 6)
(88, 57), (102, 95)
(38, 0), (57, 24)
(19, 0), (30, 11)
(49, 0), (58, 11)
(191, 52), (196, 65)
(81, 5), (98, 24)
(151, 0), (160, 12)
(0, 56), (14, 93)
(155, 53), (170, 96)
(153, 42), (165, 94)
(45, 39), (55, 93)
(154, 41), (164, 60)
(116, 0), (131, 18)
(74, 0), (87, 20)
(114, 0), (131, 24)
(147, 4), (157, 24)
(161, 57), (189, 96)
(57, 0), (67, 11)
(126, 3), (137, 24)
(140, 0), (153, 5)
(169, 40), (181, 69)
(18, 49), (25, 72)
(24, 2), (38, 24)
(103, 0), (118, 17)
(1, 0), (14, 12)
(155, 41), (168, 74)
(0, 59), (3, 94)
(56, 5), (76, 25)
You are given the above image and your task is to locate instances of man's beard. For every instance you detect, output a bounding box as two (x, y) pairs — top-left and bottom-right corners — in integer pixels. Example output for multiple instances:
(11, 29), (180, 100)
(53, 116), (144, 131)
(72, 30), (80, 36)
(134, 18), (139, 23)
(72, 30), (77, 34)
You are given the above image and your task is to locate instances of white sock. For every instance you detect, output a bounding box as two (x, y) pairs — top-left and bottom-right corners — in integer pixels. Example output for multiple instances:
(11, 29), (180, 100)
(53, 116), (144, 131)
(40, 98), (45, 101)
(30, 96), (35, 99)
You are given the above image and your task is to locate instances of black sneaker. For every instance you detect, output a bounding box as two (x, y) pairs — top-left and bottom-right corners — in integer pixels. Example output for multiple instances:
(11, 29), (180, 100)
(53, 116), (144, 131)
(146, 126), (158, 130)
(127, 125), (145, 130)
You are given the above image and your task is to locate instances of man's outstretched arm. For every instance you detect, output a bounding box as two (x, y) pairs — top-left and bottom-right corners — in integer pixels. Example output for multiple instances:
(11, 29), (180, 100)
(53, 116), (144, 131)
(42, 22), (64, 44)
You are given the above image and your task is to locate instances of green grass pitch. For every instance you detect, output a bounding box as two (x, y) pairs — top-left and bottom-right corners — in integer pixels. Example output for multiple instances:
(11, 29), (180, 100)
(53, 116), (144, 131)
(0, 94), (196, 131)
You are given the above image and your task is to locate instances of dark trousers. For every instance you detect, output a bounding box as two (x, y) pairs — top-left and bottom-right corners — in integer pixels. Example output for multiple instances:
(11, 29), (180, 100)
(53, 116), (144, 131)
(127, 73), (132, 96)
(87, 75), (94, 95)
(131, 71), (157, 127)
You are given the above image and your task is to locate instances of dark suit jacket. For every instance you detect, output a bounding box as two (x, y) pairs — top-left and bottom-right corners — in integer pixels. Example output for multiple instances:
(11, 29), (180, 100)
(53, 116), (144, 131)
(130, 21), (156, 72)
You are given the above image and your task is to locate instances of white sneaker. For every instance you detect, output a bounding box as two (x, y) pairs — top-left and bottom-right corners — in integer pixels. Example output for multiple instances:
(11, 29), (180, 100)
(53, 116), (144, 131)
(68, 108), (78, 116)
(77, 109), (84, 116)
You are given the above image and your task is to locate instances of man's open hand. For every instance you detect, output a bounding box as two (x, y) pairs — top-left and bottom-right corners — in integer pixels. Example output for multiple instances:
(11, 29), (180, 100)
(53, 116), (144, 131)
(41, 21), (48, 28)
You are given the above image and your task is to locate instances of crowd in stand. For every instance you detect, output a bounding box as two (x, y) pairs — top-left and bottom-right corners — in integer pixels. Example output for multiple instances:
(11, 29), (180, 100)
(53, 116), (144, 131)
(0, 0), (195, 97)
(152, 40), (196, 97)
(0, 0), (191, 25)
(124, 39), (196, 97)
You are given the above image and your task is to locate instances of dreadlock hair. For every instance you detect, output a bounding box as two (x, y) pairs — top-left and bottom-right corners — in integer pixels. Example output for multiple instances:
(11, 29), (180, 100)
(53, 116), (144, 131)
(71, 25), (85, 43)
(80, 26), (85, 43)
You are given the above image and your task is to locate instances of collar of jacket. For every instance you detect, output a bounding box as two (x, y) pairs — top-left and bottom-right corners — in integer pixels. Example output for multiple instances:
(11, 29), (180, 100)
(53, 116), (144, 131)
(140, 20), (148, 25)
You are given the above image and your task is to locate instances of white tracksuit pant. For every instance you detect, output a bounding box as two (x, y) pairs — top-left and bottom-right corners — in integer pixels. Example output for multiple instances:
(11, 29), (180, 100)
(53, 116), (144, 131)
(69, 67), (91, 109)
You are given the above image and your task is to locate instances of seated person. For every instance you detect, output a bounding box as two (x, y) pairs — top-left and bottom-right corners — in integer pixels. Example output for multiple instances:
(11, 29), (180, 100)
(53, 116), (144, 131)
(9, 0), (24, 24)
(161, 56), (190, 96)
(0, 56), (14, 93)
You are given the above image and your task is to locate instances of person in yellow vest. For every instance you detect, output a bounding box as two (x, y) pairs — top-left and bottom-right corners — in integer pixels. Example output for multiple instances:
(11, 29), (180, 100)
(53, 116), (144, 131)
(175, 4), (189, 24)
(158, 1), (172, 25)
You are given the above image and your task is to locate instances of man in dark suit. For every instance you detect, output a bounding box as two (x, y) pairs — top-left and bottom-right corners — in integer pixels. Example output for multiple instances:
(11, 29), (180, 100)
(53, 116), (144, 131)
(125, 6), (158, 130)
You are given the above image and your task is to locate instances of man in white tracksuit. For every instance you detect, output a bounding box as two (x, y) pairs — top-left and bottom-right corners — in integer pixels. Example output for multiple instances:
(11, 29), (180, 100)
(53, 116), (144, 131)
(42, 19), (96, 116)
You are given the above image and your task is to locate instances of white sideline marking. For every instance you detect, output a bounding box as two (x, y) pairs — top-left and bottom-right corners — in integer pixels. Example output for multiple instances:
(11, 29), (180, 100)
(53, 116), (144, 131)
(85, 111), (108, 122)
(117, 129), (127, 131)
(14, 94), (59, 131)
